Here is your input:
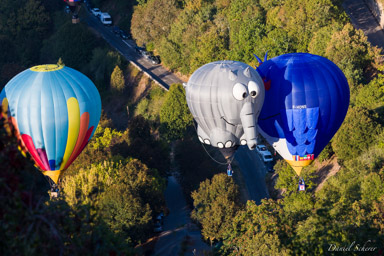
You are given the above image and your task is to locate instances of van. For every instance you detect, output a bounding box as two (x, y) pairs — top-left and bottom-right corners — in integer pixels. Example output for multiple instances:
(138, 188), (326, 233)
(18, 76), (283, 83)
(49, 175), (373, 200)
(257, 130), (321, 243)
(99, 13), (112, 26)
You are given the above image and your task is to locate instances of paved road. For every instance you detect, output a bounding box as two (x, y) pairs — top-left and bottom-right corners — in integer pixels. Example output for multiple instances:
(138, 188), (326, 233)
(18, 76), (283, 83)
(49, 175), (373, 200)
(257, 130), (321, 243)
(343, 0), (384, 49)
(234, 146), (270, 204)
(154, 176), (211, 256)
(83, 9), (183, 90)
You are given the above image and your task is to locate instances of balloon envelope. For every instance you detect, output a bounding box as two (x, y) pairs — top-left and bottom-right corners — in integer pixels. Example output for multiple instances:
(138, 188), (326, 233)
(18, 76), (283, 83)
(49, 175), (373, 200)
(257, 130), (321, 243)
(257, 53), (349, 175)
(0, 64), (101, 183)
(185, 61), (265, 158)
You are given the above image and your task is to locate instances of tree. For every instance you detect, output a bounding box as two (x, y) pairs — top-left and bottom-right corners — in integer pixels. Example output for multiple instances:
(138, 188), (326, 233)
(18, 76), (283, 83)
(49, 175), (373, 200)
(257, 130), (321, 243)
(227, 0), (265, 63)
(221, 200), (291, 256)
(352, 74), (384, 109)
(332, 106), (382, 162)
(111, 65), (125, 91)
(130, 0), (181, 46)
(325, 23), (374, 87)
(40, 22), (100, 70)
(160, 84), (193, 141)
(191, 173), (242, 243)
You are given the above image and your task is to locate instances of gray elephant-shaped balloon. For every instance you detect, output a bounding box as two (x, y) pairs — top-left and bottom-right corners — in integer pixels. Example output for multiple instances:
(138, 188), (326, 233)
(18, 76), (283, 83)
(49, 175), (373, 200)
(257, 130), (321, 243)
(184, 60), (265, 161)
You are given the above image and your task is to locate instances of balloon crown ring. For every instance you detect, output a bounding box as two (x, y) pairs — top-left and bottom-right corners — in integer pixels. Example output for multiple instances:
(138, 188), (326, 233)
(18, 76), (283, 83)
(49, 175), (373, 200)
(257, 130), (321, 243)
(30, 64), (64, 72)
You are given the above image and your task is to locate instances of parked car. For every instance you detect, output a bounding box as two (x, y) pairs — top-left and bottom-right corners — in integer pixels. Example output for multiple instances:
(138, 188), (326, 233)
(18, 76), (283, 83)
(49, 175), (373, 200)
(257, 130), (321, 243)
(112, 26), (120, 34)
(141, 50), (151, 59)
(119, 30), (130, 40)
(265, 162), (275, 173)
(256, 144), (269, 154)
(99, 12), (112, 26)
(156, 212), (164, 224)
(154, 221), (163, 233)
(261, 151), (273, 162)
(91, 8), (101, 17)
(149, 55), (160, 64)
(135, 46), (145, 55)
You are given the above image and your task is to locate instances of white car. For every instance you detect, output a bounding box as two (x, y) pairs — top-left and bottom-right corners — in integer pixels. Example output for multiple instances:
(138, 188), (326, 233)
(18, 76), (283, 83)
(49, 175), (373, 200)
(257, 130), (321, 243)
(91, 8), (101, 17)
(256, 144), (269, 154)
(99, 13), (112, 25)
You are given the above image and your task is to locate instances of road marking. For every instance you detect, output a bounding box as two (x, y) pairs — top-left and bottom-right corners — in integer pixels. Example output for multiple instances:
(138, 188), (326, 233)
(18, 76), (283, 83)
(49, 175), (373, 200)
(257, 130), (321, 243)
(123, 40), (133, 49)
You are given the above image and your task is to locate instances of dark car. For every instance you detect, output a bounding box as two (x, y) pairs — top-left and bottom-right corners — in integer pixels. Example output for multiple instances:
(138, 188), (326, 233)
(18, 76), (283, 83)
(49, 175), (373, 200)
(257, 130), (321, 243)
(149, 55), (160, 64)
(112, 26), (120, 34)
(134, 46), (145, 54)
(119, 30), (130, 40)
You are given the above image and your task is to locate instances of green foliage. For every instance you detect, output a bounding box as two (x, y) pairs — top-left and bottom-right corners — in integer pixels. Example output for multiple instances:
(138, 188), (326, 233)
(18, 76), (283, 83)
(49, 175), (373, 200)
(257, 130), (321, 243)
(361, 173), (384, 205)
(126, 115), (170, 176)
(221, 200), (291, 256)
(99, 159), (166, 244)
(57, 57), (64, 66)
(317, 143), (334, 162)
(91, 126), (123, 150)
(191, 173), (242, 242)
(131, 0), (181, 46)
(134, 85), (166, 121)
(332, 106), (382, 162)
(160, 84), (193, 141)
(174, 131), (221, 204)
(111, 65), (125, 91)
(62, 159), (166, 246)
(62, 161), (121, 207)
(226, 0), (265, 63)
(86, 48), (122, 91)
(40, 22), (99, 70)
(325, 24), (374, 87)
(352, 74), (384, 109)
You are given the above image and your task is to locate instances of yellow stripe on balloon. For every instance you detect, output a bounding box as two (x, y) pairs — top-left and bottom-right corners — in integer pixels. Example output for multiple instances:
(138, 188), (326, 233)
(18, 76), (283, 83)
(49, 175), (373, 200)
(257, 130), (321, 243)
(60, 97), (80, 169)
(285, 159), (313, 176)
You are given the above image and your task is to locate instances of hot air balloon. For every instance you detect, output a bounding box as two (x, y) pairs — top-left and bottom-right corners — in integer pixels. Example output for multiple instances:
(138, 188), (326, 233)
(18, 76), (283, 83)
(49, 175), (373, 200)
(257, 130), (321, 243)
(0, 64), (101, 186)
(185, 61), (265, 163)
(256, 53), (350, 176)
(64, 0), (82, 23)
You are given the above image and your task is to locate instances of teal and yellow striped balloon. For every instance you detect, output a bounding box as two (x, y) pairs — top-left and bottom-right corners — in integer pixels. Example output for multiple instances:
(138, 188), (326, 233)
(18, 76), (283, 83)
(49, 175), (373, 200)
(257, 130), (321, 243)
(0, 64), (101, 183)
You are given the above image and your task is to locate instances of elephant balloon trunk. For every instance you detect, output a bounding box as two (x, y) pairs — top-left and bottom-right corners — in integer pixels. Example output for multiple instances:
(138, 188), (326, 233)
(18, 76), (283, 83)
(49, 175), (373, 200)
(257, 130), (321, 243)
(240, 102), (258, 150)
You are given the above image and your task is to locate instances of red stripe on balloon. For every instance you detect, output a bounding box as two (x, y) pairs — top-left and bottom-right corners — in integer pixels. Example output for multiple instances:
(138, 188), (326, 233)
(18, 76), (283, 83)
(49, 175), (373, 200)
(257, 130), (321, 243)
(64, 126), (94, 169)
(21, 134), (48, 171)
(64, 112), (90, 169)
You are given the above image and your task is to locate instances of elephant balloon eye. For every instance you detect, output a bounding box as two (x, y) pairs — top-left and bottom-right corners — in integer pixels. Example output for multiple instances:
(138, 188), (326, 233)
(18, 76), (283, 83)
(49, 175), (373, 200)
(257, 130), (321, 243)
(248, 81), (260, 99)
(233, 83), (248, 101)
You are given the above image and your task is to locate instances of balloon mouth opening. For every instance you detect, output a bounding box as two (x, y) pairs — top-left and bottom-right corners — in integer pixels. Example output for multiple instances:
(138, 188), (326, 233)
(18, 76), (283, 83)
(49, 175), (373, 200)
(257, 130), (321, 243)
(30, 64), (64, 72)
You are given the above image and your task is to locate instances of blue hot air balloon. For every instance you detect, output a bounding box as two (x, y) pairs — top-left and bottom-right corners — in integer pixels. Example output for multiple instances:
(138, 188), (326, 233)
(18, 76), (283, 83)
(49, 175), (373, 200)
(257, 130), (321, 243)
(256, 53), (350, 175)
(0, 64), (101, 184)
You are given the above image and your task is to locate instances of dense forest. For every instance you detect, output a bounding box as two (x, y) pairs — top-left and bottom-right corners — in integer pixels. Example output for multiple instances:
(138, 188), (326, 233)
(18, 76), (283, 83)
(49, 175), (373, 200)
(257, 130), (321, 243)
(1, 0), (384, 255)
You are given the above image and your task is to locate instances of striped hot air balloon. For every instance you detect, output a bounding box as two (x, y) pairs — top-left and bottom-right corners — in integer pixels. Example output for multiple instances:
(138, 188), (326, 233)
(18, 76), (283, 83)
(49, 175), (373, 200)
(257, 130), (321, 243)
(256, 53), (350, 176)
(0, 64), (101, 184)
